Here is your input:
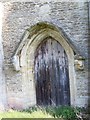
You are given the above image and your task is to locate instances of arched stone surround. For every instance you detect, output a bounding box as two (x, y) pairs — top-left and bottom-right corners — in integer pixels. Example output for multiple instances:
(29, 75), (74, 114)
(12, 22), (79, 107)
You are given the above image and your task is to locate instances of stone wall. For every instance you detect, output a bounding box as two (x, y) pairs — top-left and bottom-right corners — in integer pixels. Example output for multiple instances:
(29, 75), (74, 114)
(1, 1), (89, 109)
(0, 3), (7, 111)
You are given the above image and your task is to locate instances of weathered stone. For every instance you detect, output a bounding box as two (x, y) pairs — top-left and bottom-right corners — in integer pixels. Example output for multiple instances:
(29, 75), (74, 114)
(0, 1), (89, 110)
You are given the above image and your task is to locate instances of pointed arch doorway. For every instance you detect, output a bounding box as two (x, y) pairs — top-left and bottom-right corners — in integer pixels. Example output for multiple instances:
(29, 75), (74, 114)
(12, 22), (78, 108)
(34, 37), (70, 106)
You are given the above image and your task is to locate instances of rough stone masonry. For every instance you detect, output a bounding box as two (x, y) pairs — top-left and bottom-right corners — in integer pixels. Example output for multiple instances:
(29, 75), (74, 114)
(0, 0), (89, 110)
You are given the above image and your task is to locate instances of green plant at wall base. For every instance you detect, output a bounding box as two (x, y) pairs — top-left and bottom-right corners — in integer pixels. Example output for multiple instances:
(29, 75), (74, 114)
(0, 106), (82, 120)
(22, 106), (38, 113)
(23, 106), (79, 119)
(45, 106), (77, 120)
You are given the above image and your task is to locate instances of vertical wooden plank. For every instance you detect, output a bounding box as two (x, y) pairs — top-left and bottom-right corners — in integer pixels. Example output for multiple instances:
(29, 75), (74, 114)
(57, 42), (63, 105)
(44, 39), (51, 105)
(52, 39), (58, 106)
(38, 48), (42, 105)
(48, 38), (56, 106)
(42, 40), (46, 105)
(64, 51), (70, 105)
(35, 48), (40, 105)
(47, 38), (51, 105)
(56, 41), (61, 105)
(40, 44), (44, 105)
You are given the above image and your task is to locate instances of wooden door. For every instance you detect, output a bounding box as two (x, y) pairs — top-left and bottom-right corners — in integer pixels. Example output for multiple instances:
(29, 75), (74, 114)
(34, 37), (70, 106)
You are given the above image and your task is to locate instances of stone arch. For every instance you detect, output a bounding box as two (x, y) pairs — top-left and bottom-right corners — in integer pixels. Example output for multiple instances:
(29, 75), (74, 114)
(12, 22), (81, 107)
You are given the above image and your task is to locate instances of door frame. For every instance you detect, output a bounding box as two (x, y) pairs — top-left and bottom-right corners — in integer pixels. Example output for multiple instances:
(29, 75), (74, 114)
(12, 22), (77, 107)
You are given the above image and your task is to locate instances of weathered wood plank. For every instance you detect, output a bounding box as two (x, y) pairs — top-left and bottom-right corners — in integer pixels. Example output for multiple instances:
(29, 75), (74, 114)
(34, 37), (70, 106)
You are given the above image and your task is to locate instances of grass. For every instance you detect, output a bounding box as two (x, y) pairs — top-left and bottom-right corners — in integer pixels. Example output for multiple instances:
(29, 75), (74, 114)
(0, 110), (53, 119)
(0, 106), (81, 120)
